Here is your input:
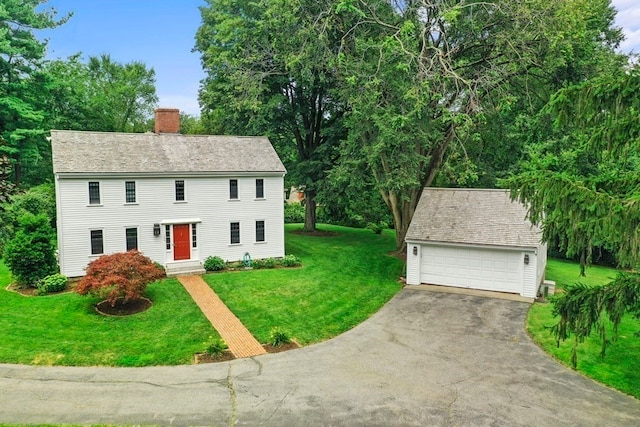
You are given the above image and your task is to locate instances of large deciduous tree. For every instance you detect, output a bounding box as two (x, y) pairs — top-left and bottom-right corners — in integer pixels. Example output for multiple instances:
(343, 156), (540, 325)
(195, 0), (346, 231)
(0, 0), (69, 185)
(335, 0), (622, 251)
(508, 66), (640, 367)
(85, 54), (158, 132)
(41, 54), (158, 133)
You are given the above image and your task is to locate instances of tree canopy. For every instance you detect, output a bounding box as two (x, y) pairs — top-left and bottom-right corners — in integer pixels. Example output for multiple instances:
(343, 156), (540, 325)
(0, 0), (69, 185)
(195, 0), (346, 231)
(508, 66), (640, 367)
(333, 0), (623, 250)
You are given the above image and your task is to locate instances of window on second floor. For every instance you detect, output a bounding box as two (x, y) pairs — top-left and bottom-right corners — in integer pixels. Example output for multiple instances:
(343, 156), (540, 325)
(229, 179), (238, 199)
(230, 222), (240, 244)
(175, 180), (185, 201)
(125, 181), (136, 203)
(88, 182), (100, 205)
(256, 179), (264, 199)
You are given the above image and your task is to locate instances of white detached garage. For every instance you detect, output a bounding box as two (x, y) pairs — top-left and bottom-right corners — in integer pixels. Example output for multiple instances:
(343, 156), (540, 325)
(405, 188), (546, 299)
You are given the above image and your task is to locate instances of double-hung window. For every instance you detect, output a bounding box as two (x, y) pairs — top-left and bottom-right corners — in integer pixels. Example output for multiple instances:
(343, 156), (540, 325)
(126, 228), (138, 251)
(175, 180), (185, 201)
(230, 222), (240, 244)
(229, 179), (238, 200)
(125, 181), (136, 203)
(88, 182), (100, 205)
(255, 220), (265, 242)
(256, 179), (264, 199)
(90, 230), (104, 255)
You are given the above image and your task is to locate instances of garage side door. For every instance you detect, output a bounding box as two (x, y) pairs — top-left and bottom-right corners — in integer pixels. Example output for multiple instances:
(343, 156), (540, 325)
(420, 245), (522, 294)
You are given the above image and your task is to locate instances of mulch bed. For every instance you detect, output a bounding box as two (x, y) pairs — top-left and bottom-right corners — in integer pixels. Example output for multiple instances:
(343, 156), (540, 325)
(95, 297), (152, 316)
(6, 283), (74, 296)
(195, 341), (300, 364)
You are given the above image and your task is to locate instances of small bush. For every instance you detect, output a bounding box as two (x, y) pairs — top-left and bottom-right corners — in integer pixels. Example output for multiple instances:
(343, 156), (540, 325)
(4, 213), (57, 286)
(75, 250), (165, 307)
(263, 258), (277, 269)
(204, 256), (225, 271)
(37, 273), (68, 295)
(252, 258), (265, 269)
(368, 221), (389, 234)
(284, 203), (305, 223)
(281, 254), (301, 267)
(269, 327), (291, 347)
(225, 260), (244, 270)
(203, 336), (228, 356)
(153, 262), (166, 274)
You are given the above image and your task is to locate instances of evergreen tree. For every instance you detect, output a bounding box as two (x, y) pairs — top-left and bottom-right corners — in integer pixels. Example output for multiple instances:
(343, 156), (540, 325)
(4, 213), (57, 286)
(508, 66), (640, 367)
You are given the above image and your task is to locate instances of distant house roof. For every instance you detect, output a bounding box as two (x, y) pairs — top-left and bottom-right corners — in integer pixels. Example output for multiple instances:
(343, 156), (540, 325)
(406, 188), (542, 249)
(51, 130), (286, 175)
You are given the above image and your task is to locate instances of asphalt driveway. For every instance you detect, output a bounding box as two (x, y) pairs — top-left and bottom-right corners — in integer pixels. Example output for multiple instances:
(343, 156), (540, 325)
(1, 289), (639, 426)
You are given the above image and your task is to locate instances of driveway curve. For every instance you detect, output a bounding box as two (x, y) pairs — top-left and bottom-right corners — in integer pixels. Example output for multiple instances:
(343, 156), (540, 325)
(1, 289), (639, 426)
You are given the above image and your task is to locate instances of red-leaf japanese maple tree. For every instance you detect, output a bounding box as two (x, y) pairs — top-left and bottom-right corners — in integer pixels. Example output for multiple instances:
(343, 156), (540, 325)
(75, 251), (166, 307)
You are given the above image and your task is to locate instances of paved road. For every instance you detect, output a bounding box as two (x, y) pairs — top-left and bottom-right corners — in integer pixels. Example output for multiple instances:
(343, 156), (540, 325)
(1, 289), (639, 426)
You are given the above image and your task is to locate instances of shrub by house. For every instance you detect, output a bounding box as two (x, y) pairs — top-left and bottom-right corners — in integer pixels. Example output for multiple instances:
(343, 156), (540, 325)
(75, 250), (166, 306)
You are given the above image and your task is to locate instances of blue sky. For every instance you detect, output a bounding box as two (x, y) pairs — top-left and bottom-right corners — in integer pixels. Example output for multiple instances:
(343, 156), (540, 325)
(37, 1), (639, 117)
(39, 0), (206, 115)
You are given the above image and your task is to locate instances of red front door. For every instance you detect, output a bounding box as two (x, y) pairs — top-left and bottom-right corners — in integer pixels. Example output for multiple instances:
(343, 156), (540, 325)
(173, 224), (191, 260)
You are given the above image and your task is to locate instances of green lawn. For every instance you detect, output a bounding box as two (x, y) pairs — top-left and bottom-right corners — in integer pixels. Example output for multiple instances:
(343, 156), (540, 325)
(528, 258), (640, 398)
(0, 224), (403, 366)
(0, 271), (216, 366)
(203, 224), (404, 344)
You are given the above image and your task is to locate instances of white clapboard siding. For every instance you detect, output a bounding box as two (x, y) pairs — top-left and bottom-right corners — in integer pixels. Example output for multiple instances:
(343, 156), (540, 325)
(56, 174), (285, 277)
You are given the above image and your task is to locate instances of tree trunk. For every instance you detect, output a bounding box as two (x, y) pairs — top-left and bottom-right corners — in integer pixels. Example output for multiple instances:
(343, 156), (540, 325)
(381, 187), (422, 254)
(303, 189), (317, 232)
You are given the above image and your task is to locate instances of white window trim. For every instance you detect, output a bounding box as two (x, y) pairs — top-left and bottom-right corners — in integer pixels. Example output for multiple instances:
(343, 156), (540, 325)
(174, 179), (187, 203)
(124, 181), (137, 205)
(255, 178), (265, 200)
(229, 179), (240, 201)
(88, 181), (102, 206)
(89, 228), (105, 257)
(125, 226), (139, 252)
(255, 219), (267, 243)
(229, 221), (241, 246)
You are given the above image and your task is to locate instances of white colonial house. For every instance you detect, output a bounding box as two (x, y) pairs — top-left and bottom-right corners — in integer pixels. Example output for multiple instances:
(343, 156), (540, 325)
(51, 109), (287, 277)
(405, 188), (547, 300)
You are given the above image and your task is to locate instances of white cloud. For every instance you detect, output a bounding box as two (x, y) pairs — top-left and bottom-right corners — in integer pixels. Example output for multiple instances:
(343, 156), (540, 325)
(612, 0), (640, 53)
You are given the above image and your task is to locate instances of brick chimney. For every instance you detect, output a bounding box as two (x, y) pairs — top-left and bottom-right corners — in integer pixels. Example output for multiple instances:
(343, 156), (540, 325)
(154, 108), (180, 134)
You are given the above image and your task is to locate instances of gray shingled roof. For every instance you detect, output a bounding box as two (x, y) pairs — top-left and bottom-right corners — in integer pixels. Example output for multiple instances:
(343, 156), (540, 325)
(406, 188), (542, 248)
(51, 130), (286, 175)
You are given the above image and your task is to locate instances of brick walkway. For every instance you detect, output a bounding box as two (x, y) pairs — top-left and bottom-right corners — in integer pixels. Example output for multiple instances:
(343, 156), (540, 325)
(177, 275), (266, 358)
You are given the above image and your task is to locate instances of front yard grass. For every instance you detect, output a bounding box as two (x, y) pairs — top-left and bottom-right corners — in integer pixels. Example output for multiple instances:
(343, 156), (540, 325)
(0, 271), (216, 366)
(527, 258), (640, 398)
(0, 224), (403, 366)
(203, 224), (404, 344)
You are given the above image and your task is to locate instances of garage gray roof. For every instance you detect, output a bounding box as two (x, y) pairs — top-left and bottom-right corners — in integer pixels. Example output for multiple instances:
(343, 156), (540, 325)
(406, 188), (542, 248)
(51, 130), (286, 175)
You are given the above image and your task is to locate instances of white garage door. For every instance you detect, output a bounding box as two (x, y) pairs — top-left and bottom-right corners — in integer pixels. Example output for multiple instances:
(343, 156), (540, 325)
(420, 245), (523, 294)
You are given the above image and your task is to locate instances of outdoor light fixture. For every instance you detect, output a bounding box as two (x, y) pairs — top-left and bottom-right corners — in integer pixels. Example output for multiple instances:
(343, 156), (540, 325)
(413, 246), (418, 256)
(524, 254), (530, 265)
(153, 223), (161, 236)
